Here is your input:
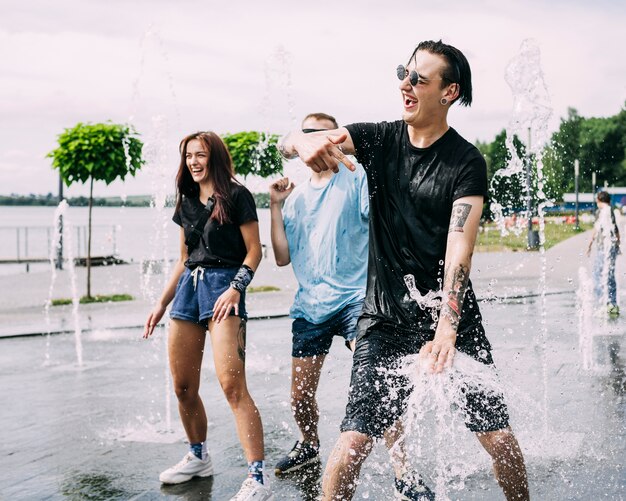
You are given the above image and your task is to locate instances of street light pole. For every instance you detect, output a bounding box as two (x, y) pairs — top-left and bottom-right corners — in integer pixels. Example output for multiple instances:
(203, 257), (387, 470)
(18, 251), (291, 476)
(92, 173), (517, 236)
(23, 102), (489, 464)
(592, 171), (597, 211)
(574, 159), (580, 230)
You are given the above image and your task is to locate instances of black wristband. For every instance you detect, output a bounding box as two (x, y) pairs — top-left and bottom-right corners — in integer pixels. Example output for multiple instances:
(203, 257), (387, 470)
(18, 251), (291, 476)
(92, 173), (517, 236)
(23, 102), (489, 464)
(231, 264), (254, 293)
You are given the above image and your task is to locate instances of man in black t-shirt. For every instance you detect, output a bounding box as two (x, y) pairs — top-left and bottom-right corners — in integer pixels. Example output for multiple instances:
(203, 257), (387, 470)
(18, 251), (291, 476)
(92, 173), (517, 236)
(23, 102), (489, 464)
(279, 41), (529, 501)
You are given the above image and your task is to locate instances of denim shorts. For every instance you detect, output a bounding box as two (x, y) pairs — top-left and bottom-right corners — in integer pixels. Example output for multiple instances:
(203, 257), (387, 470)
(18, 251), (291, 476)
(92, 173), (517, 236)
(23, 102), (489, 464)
(291, 301), (363, 358)
(170, 266), (247, 327)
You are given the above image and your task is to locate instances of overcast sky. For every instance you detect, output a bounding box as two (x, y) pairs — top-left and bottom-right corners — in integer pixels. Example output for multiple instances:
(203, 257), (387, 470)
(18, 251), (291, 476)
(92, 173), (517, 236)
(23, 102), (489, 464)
(1, 0), (624, 197)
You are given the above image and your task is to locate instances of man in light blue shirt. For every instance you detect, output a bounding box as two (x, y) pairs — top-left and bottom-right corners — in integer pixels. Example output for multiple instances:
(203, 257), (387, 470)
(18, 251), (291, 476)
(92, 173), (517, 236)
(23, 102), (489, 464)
(270, 112), (369, 475)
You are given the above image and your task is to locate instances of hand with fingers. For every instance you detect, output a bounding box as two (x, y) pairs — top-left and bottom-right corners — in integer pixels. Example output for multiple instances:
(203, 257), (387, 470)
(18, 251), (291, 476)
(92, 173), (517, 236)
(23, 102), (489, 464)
(144, 304), (166, 339)
(269, 177), (295, 204)
(212, 287), (241, 323)
(296, 132), (355, 174)
(419, 335), (457, 374)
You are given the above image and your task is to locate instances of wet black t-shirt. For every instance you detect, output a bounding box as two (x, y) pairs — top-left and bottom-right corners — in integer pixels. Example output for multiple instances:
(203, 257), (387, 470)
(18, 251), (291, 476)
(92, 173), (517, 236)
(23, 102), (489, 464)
(172, 183), (258, 269)
(346, 121), (488, 337)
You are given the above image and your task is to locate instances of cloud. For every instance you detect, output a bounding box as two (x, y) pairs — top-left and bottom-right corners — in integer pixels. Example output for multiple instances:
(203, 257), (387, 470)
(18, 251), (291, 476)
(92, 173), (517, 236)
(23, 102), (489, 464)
(0, 0), (625, 196)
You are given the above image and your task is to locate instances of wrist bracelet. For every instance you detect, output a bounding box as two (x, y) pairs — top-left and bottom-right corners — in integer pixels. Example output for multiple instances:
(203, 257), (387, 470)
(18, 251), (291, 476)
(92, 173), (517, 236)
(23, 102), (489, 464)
(231, 264), (255, 293)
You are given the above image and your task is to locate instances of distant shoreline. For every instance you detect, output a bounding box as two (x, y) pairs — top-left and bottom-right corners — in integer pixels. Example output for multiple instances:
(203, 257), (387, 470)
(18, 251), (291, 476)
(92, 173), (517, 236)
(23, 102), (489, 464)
(0, 193), (271, 208)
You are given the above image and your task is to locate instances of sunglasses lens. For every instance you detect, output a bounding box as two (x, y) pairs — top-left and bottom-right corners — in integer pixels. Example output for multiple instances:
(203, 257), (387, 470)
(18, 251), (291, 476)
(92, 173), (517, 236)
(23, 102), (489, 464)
(409, 70), (419, 86)
(396, 65), (406, 81)
(302, 128), (328, 134)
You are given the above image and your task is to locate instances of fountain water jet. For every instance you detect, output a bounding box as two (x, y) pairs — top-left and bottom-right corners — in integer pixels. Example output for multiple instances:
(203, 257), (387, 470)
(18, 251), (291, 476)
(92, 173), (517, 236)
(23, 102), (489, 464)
(44, 200), (84, 367)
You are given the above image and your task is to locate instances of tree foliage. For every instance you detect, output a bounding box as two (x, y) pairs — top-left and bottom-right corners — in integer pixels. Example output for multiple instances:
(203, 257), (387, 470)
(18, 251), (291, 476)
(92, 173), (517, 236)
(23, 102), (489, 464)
(48, 122), (144, 186)
(221, 131), (283, 178)
(479, 129), (529, 214)
(543, 104), (626, 196)
(47, 122), (144, 297)
(478, 103), (626, 213)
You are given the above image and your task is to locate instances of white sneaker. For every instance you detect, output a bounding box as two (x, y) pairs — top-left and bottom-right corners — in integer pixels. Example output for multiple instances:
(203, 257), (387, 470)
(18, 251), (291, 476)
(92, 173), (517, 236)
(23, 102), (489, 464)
(229, 476), (274, 501)
(159, 452), (213, 484)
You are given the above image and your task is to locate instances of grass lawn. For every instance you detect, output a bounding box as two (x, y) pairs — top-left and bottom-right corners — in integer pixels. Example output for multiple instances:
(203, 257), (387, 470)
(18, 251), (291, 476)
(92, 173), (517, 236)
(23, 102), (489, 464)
(51, 294), (134, 306)
(476, 221), (592, 251)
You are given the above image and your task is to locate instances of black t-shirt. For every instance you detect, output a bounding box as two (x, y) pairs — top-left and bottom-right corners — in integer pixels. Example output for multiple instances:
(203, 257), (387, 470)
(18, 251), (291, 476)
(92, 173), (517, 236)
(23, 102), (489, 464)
(172, 183), (258, 269)
(346, 121), (488, 336)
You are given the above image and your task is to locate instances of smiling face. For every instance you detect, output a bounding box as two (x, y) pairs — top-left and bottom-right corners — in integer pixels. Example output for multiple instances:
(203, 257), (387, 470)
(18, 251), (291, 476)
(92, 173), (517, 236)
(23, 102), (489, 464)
(185, 138), (210, 184)
(399, 50), (453, 127)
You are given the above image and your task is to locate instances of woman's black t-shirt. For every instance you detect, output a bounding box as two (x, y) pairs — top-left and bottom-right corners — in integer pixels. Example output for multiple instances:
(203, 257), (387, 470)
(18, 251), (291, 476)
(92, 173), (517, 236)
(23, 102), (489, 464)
(172, 183), (258, 269)
(345, 121), (488, 336)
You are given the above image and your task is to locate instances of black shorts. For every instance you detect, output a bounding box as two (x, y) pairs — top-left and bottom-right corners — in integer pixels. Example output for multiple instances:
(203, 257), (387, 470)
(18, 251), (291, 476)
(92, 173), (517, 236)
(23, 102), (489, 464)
(340, 325), (510, 438)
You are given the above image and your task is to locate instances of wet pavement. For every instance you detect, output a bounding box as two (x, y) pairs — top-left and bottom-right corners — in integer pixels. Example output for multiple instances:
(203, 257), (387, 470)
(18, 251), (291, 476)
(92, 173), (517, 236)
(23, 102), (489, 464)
(1, 230), (625, 499)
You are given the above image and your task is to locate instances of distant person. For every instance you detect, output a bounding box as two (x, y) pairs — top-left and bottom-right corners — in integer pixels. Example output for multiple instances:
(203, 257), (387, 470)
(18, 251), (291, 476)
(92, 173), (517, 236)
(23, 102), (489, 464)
(270, 113), (431, 500)
(587, 190), (621, 316)
(143, 131), (273, 501)
(278, 40), (529, 500)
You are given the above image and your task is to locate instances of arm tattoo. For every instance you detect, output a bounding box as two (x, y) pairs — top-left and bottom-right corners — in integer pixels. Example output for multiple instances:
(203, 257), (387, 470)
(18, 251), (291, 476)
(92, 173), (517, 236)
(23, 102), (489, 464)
(278, 134), (298, 160)
(448, 203), (472, 233)
(237, 319), (247, 362)
(440, 263), (470, 330)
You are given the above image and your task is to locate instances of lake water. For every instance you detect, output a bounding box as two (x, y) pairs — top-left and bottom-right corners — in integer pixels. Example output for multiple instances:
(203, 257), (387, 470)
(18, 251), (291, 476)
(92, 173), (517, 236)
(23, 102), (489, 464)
(0, 206), (272, 274)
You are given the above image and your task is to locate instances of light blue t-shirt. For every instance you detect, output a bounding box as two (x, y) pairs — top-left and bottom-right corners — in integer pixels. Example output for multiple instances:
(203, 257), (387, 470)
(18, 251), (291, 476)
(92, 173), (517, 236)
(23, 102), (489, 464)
(282, 162), (369, 324)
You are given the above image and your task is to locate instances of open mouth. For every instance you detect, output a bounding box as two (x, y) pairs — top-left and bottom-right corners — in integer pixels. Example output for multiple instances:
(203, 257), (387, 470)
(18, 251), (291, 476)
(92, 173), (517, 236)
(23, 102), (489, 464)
(404, 94), (418, 108)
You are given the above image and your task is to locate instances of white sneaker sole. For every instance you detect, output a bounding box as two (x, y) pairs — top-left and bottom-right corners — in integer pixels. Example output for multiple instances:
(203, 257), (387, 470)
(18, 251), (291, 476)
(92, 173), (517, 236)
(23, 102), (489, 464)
(159, 463), (214, 484)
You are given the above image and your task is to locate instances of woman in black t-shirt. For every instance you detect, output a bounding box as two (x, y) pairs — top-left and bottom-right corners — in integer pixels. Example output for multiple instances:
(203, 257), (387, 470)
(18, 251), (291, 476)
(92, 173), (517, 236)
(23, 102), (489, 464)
(143, 132), (272, 500)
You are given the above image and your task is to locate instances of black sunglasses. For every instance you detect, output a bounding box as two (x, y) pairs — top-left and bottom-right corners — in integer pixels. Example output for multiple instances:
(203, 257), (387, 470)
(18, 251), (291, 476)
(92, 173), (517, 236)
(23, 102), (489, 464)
(302, 128), (329, 134)
(396, 65), (420, 86)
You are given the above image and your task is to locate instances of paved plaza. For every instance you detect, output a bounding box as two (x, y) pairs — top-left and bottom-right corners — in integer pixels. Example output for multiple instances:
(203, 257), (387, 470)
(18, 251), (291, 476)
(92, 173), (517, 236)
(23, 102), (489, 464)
(1, 231), (625, 499)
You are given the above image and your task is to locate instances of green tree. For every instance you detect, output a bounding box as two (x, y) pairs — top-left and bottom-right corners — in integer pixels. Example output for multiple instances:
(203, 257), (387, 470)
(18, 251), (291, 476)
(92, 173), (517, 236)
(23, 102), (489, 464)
(47, 122), (144, 298)
(544, 108), (584, 195)
(221, 131), (283, 178)
(579, 107), (626, 187)
(545, 104), (626, 195)
(481, 129), (528, 215)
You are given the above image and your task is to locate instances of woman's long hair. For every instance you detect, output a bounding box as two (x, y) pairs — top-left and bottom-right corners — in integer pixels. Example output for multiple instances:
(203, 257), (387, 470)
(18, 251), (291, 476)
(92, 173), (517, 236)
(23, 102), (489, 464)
(175, 131), (239, 224)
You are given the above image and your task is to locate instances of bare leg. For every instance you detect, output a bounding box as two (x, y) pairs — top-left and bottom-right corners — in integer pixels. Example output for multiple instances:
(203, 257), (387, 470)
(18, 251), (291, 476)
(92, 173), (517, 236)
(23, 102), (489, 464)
(168, 319), (208, 444)
(291, 354), (326, 445)
(322, 430), (373, 501)
(209, 316), (264, 461)
(384, 421), (408, 479)
(476, 427), (529, 500)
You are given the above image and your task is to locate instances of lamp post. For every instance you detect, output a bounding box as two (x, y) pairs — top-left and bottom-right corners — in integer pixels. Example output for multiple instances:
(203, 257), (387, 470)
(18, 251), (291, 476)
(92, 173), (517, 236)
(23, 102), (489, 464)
(592, 171), (597, 211)
(574, 159), (580, 231)
(592, 171), (596, 193)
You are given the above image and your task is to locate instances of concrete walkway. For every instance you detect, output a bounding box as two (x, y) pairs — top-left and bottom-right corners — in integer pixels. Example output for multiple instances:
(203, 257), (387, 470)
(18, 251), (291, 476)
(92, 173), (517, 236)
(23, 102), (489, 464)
(1, 228), (625, 500)
(0, 229), (621, 338)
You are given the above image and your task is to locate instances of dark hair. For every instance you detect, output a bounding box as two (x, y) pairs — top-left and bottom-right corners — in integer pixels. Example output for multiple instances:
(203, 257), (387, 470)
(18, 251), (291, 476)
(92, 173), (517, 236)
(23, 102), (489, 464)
(175, 131), (239, 224)
(412, 40), (473, 107)
(597, 191), (611, 204)
(301, 112), (339, 129)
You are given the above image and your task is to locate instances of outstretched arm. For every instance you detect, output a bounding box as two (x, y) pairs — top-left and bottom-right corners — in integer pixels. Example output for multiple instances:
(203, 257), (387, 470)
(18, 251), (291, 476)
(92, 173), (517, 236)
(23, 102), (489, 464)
(279, 127), (356, 173)
(420, 196), (484, 373)
(587, 228), (597, 256)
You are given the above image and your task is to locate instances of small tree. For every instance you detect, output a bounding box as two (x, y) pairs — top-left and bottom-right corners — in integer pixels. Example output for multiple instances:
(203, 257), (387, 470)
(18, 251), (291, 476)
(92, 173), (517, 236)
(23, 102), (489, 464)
(221, 131), (283, 178)
(48, 122), (144, 298)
